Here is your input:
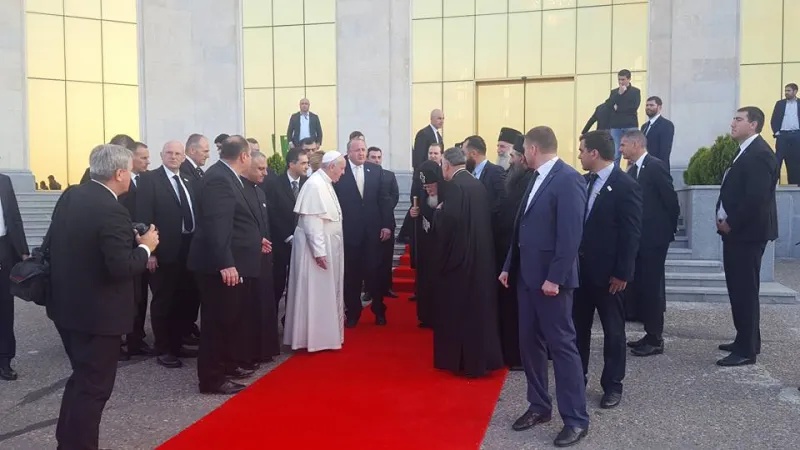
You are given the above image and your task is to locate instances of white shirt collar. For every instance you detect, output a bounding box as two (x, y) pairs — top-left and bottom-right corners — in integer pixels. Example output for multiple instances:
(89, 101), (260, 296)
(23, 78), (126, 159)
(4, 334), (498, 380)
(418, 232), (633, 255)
(349, 159), (363, 173)
(186, 157), (199, 169)
(635, 152), (648, 169)
(595, 162), (614, 182)
(649, 114), (661, 124)
(162, 165), (180, 178)
(535, 156), (560, 178)
(92, 180), (118, 200)
(740, 134), (758, 152)
(287, 172), (300, 184)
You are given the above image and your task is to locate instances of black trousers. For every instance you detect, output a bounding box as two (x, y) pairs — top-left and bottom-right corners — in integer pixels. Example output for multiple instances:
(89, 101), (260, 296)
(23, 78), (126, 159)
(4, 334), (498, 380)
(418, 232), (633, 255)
(55, 326), (120, 450)
(723, 240), (766, 359)
(125, 273), (149, 350)
(632, 244), (669, 344)
(150, 235), (194, 355)
(0, 238), (16, 363)
(242, 262), (279, 363)
(272, 241), (291, 312)
(344, 242), (385, 324)
(573, 283), (627, 394)
(196, 273), (246, 389)
(378, 234), (395, 295)
(776, 132), (800, 184)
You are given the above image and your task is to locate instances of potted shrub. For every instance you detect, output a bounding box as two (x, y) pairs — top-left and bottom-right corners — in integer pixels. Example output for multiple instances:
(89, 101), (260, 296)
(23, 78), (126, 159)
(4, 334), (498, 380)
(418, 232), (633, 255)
(683, 134), (739, 185)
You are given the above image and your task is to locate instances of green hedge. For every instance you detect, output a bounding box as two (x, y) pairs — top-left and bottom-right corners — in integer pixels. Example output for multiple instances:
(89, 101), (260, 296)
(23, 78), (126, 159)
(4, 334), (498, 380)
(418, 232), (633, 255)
(683, 134), (739, 185)
(267, 152), (286, 175)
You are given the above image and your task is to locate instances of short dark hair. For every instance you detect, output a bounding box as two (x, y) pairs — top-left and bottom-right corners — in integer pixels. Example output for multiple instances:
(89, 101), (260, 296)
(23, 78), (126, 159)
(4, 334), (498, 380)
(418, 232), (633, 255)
(524, 126), (558, 153)
(108, 134), (137, 151)
(581, 130), (615, 161)
(214, 133), (230, 144)
(300, 137), (316, 147)
(286, 148), (303, 166)
(349, 131), (364, 140)
(737, 106), (765, 133)
(618, 69), (632, 79)
(429, 142), (443, 152)
(462, 135), (487, 155)
(220, 135), (249, 160)
(787, 83), (799, 91)
(134, 142), (147, 149)
(367, 146), (382, 156)
(246, 137), (259, 145)
(647, 96), (663, 106)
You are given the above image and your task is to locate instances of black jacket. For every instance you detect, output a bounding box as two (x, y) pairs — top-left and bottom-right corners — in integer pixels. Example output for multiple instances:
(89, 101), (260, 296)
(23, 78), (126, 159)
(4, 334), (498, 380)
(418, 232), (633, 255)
(412, 125), (442, 170)
(641, 117), (675, 169)
(605, 86), (641, 129)
(381, 168), (400, 230)
(287, 111), (323, 146)
(771, 99), (800, 135)
(627, 154), (680, 248)
(581, 103), (611, 135)
(261, 172), (306, 245)
(477, 160), (507, 220)
(333, 160), (393, 247)
(0, 174), (29, 259)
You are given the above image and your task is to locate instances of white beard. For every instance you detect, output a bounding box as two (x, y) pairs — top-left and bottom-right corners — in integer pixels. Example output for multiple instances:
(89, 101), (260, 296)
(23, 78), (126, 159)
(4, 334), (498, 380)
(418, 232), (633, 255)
(496, 154), (510, 170)
(427, 195), (439, 209)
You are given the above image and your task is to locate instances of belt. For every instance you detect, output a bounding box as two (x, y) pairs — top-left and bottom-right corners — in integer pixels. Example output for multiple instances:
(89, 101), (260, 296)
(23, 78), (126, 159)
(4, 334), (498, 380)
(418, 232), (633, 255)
(780, 130), (800, 134)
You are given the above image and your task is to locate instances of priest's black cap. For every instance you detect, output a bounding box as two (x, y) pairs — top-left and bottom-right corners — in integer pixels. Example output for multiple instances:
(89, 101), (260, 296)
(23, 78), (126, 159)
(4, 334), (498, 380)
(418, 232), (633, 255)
(498, 127), (522, 145)
(513, 134), (525, 154)
(418, 160), (441, 185)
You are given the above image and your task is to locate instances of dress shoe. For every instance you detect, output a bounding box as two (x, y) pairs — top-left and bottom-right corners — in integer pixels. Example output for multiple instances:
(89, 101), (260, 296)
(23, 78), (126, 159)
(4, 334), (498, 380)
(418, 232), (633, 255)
(418, 322), (431, 329)
(200, 380), (246, 395)
(118, 350), (131, 362)
(627, 337), (647, 348)
(176, 347), (198, 358)
(554, 425), (588, 447)
(716, 354), (756, 367)
(508, 365), (524, 372)
(718, 342), (735, 352)
(240, 362), (260, 371)
(128, 342), (154, 356)
(631, 343), (664, 357)
(345, 320), (358, 329)
(226, 367), (255, 380)
(408, 294), (417, 302)
(600, 391), (622, 409)
(511, 410), (551, 431)
(375, 316), (387, 326)
(191, 324), (201, 338)
(386, 290), (398, 298)
(182, 335), (200, 346)
(157, 354), (183, 369)
(0, 364), (18, 381)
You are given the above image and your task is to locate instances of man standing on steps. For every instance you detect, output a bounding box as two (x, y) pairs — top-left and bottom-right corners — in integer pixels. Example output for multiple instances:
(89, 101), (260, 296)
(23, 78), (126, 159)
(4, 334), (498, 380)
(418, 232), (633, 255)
(413, 109), (444, 170)
(619, 130), (680, 357)
(715, 106), (778, 367)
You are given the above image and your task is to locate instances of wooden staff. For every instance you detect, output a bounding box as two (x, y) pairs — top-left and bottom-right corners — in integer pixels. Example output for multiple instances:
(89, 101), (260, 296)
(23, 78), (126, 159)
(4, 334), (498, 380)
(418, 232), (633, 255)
(412, 196), (419, 270)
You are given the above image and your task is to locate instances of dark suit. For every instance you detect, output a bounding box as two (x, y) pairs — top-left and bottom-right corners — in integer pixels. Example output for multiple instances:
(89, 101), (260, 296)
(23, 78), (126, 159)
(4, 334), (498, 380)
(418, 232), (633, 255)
(476, 160), (507, 220)
(187, 161), (263, 389)
(628, 155), (679, 342)
(287, 111), (323, 146)
(503, 158), (589, 429)
(412, 125), (442, 170)
(0, 174), (29, 366)
(180, 159), (205, 184)
(262, 172), (307, 306)
(47, 181), (149, 449)
(135, 167), (197, 356)
(378, 168), (400, 295)
(333, 160), (393, 324)
(573, 166), (642, 395)
(641, 116), (675, 169)
(770, 99), (800, 183)
(716, 135), (778, 359)
(581, 103), (611, 135)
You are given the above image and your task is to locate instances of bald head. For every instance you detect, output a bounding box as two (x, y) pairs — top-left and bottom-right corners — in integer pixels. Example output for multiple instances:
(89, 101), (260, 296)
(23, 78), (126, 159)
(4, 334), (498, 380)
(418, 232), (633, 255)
(161, 140), (186, 172)
(430, 109), (444, 129)
(299, 97), (310, 113)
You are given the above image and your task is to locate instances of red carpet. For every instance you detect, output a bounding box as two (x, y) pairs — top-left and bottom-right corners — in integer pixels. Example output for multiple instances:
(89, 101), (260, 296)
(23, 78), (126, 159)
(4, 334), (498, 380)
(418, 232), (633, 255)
(392, 244), (415, 294)
(160, 249), (507, 449)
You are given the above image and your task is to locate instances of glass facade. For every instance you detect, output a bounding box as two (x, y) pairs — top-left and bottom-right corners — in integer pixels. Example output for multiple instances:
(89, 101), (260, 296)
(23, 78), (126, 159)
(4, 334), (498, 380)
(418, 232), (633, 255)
(412, 0), (649, 166)
(26, 0), (139, 187)
(740, 0), (800, 183)
(242, 0), (337, 154)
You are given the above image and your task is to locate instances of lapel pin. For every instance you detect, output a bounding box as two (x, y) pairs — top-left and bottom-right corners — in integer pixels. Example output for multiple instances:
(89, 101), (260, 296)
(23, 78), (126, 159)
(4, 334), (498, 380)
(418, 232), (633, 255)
(262, 203), (266, 207)
(606, 185), (613, 192)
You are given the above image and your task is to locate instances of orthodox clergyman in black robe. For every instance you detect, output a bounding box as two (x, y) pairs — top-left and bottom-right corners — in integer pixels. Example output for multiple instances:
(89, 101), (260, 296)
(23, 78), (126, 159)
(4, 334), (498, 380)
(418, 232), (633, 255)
(410, 161), (442, 328)
(432, 147), (503, 378)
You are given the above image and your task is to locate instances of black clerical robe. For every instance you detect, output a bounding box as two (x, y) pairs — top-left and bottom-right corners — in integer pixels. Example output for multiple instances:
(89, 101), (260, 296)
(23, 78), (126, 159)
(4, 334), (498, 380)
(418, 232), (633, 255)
(432, 169), (503, 378)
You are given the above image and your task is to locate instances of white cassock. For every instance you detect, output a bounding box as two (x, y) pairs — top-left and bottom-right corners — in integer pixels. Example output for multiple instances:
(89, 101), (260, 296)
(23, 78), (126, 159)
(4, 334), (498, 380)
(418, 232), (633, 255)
(283, 168), (345, 352)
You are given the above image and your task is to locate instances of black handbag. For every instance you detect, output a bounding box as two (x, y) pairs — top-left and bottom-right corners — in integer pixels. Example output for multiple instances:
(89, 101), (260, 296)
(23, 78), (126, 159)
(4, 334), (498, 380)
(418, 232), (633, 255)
(9, 244), (50, 306)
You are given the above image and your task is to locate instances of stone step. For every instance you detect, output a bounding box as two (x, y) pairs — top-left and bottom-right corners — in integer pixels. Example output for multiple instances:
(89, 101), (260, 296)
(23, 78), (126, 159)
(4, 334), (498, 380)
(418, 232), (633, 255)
(665, 259), (722, 273)
(666, 247), (692, 259)
(665, 272), (727, 288)
(666, 282), (797, 304)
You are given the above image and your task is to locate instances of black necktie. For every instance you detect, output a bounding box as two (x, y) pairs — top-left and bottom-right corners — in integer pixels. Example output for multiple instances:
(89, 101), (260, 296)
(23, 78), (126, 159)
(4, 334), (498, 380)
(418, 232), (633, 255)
(173, 175), (194, 232)
(291, 180), (299, 199)
(196, 167), (204, 178)
(628, 164), (639, 180)
(643, 121), (651, 135)
(585, 173), (599, 218)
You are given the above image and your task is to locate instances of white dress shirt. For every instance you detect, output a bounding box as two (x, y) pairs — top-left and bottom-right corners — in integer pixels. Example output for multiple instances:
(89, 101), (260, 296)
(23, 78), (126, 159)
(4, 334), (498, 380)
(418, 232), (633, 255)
(525, 156), (559, 212)
(430, 124), (440, 143)
(586, 163), (614, 217)
(717, 134), (759, 220)
(472, 159), (488, 179)
(644, 114), (660, 135)
(92, 180), (151, 257)
(632, 151), (648, 178)
(285, 172), (302, 244)
(349, 159), (364, 197)
(162, 166), (196, 233)
(780, 99), (799, 132)
(299, 113), (311, 140)
(0, 194), (6, 237)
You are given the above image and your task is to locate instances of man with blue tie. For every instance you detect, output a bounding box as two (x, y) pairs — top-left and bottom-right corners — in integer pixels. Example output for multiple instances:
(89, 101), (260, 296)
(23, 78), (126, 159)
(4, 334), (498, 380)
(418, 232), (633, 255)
(641, 96), (675, 170)
(499, 126), (590, 447)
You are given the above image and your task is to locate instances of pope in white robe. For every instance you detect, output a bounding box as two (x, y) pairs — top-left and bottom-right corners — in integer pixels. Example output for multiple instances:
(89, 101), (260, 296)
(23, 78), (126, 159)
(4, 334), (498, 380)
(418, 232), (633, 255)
(284, 151), (347, 352)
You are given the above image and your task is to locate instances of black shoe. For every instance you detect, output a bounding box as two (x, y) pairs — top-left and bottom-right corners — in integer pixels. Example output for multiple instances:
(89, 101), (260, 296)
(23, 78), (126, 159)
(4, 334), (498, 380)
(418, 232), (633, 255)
(240, 362), (260, 371)
(0, 363), (18, 381)
(345, 319), (358, 329)
(118, 350), (131, 362)
(376, 316), (387, 326)
(361, 294), (371, 303)
(716, 354), (756, 367)
(600, 391), (622, 409)
(157, 354), (183, 368)
(176, 347), (199, 358)
(554, 425), (589, 447)
(408, 294), (417, 301)
(511, 410), (551, 431)
(718, 342), (735, 352)
(386, 290), (398, 298)
(128, 342), (154, 356)
(418, 322), (432, 329)
(631, 343), (664, 357)
(508, 365), (524, 372)
(200, 380), (246, 395)
(183, 335), (200, 346)
(626, 337), (647, 348)
(191, 324), (201, 338)
(226, 367), (255, 380)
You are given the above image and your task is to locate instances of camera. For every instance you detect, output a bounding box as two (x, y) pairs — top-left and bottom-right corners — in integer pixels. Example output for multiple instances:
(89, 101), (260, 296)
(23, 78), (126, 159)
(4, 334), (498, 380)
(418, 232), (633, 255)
(132, 222), (152, 236)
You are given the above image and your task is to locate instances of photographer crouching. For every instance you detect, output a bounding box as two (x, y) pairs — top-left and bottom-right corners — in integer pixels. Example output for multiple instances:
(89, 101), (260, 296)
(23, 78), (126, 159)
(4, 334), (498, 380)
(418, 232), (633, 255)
(45, 144), (159, 450)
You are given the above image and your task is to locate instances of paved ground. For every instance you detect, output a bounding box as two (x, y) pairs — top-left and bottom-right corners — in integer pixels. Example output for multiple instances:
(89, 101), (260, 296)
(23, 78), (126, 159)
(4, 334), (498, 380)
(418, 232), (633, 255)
(1, 261), (799, 449)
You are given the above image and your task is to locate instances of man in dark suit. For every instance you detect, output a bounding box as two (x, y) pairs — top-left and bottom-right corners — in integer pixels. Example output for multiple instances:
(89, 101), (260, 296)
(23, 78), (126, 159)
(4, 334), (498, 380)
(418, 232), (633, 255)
(287, 98), (323, 148)
(462, 135), (506, 221)
(182, 133), (211, 183)
(499, 126), (590, 447)
(187, 135), (265, 394)
(0, 173), (29, 381)
(715, 106), (778, 367)
(262, 148), (309, 316)
(412, 109), (444, 170)
(47, 144), (158, 450)
(770, 83), (800, 183)
(574, 131), (643, 409)
(333, 137), (393, 327)
(641, 96), (675, 169)
(606, 69), (641, 165)
(366, 147), (400, 299)
(620, 130), (680, 357)
(135, 141), (198, 369)
(581, 103), (611, 136)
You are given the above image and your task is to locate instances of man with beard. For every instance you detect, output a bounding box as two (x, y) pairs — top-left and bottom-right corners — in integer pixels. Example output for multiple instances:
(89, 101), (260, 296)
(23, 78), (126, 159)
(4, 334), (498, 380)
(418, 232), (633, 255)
(496, 127), (519, 170)
(494, 132), (533, 370)
(432, 147), (503, 378)
(462, 136), (506, 220)
(408, 160), (442, 328)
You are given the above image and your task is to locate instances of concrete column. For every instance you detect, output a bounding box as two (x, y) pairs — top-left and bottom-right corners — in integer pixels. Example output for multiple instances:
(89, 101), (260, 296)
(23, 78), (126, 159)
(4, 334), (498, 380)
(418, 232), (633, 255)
(336, 0), (412, 172)
(0, 0), (34, 191)
(139, 0), (243, 166)
(648, 0), (741, 173)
